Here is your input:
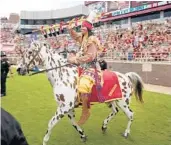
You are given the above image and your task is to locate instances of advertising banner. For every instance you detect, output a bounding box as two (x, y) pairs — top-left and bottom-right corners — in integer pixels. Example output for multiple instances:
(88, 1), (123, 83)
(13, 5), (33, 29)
(112, 1), (168, 16)
(87, 1), (106, 13)
(131, 1), (159, 7)
(107, 1), (129, 12)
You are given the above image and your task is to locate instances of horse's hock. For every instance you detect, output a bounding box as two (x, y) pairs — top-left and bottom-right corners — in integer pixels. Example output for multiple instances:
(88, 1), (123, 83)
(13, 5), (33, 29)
(107, 62), (171, 87)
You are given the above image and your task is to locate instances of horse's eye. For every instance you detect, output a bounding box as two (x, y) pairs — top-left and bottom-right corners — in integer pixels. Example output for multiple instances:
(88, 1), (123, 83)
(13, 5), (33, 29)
(28, 51), (32, 54)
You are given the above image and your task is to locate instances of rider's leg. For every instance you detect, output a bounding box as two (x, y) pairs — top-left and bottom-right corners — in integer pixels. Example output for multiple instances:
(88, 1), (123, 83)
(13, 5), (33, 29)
(77, 76), (94, 125)
(78, 93), (90, 125)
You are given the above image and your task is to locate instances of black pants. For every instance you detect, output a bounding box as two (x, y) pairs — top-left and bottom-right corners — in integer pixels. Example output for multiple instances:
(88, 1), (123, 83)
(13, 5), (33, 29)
(1, 72), (7, 95)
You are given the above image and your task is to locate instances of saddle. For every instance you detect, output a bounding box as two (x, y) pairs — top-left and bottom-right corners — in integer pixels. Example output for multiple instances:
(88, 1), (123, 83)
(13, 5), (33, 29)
(78, 67), (122, 103)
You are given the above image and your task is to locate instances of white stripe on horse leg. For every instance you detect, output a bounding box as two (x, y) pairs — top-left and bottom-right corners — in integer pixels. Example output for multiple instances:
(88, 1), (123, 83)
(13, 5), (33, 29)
(116, 100), (134, 137)
(102, 102), (119, 132)
(68, 110), (86, 140)
(43, 107), (64, 145)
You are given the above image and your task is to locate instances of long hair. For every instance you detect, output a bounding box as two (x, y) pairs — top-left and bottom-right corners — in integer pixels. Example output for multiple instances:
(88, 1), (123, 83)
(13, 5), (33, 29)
(88, 29), (94, 37)
(82, 29), (94, 39)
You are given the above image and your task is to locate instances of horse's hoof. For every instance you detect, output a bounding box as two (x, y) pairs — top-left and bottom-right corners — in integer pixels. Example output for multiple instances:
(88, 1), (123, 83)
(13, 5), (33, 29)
(102, 126), (107, 134)
(81, 136), (87, 142)
(122, 133), (129, 139)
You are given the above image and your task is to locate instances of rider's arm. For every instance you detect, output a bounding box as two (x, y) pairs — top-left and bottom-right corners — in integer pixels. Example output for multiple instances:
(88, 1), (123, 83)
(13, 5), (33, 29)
(68, 28), (82, 44)
(75, 42), (97, 64)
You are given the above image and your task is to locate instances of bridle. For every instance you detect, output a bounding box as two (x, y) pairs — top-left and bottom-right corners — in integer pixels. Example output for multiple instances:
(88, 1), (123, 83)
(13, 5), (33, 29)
(23, 42), (78, 76)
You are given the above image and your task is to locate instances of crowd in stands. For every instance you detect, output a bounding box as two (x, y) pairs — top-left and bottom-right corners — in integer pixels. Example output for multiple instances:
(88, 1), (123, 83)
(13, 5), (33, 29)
(94, 18), (171, 61)
(0, 27), (15, 44)
(1, 18), (171, 62)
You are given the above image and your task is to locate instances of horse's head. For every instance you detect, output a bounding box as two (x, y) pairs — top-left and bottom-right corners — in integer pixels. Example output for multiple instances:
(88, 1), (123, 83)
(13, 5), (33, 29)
(19, 41), (44, 74)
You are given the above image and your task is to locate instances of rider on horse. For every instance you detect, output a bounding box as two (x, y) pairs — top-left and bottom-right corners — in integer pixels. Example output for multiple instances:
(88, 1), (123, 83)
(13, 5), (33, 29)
(67, 11), (103, 125)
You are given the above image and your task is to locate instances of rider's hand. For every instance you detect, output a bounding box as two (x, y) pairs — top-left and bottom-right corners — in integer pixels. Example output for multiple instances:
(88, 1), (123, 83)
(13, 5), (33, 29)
(67, 25), (73, 30)
(68, 56), (79, 64)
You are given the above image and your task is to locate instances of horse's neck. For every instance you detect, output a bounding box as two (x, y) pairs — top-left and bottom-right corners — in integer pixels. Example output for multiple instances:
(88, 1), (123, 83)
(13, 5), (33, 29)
(40, 47), (77, 84)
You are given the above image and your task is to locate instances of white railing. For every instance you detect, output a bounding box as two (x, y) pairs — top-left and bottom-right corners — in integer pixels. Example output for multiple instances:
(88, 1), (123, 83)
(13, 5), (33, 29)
(100, 51), (171, 63)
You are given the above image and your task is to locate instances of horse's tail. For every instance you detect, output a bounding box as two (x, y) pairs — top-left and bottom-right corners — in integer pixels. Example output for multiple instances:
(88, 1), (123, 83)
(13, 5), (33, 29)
(125, 72), (144, 103)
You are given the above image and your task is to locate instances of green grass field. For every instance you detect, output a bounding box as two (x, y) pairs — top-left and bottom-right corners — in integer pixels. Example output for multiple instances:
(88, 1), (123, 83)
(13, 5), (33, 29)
(1, 72), (171, 145)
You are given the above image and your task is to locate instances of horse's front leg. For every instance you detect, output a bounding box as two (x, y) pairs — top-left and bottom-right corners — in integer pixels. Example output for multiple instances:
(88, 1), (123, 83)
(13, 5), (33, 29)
(68, 109), (87, 142)
(43, 107), (65, 145)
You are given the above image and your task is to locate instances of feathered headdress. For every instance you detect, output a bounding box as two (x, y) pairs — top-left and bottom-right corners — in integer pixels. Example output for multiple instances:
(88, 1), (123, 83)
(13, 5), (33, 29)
(82, 10), (97, 30)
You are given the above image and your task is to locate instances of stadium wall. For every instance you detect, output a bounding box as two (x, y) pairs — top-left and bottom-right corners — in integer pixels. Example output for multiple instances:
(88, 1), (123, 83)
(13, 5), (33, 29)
(107, 61), (171, 87)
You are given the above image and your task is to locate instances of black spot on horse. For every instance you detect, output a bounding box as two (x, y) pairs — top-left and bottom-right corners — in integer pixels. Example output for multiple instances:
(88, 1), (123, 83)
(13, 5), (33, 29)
(125, 98), (129, 105)
(56, 94), (60, 101)
(73, 125), (77, 130)
(73, 70), (77, 74)
(115, 107), (119, 112)
(122, 82), (126, 86)
(108, 104), (112, 108)
(68, 114), (72, 119)
(63, 81), (67, 87)
(67, 72), (70, 77)
(122, 89), (127, 94)
(128, 107), (133, 112)
(50, 62), (52, 67)
(59, 94), (65, 102)
(79, 131), (84, 136)
(51, 57), (56, 64)
(59, 114), (64, 118)
(73, 76), (77, 89)
(124, 105), (127, 108)
(128, 82), (131, 88)
(69, 102), (73, 107)
(61, 103), (65, 107)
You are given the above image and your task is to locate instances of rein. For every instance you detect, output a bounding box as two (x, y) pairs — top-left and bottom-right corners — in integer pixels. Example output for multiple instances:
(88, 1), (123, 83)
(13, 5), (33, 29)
(29, 63), (78, 76)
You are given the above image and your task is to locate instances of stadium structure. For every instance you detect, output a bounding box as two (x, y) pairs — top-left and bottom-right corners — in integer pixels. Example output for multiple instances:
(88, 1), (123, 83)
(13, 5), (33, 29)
(18, 1), (171, 34)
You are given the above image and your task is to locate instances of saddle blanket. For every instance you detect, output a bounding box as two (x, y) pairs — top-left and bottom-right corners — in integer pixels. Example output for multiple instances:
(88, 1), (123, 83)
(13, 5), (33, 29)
(78, 68), (123, 103)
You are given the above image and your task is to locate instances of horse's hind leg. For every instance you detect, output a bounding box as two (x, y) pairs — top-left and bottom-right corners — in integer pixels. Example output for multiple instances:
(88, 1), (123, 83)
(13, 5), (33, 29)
(116, 99), (134, 138)
(68, 109), (87, 142)
(43, 107), (65, 145)
(102, 102), (119, 133)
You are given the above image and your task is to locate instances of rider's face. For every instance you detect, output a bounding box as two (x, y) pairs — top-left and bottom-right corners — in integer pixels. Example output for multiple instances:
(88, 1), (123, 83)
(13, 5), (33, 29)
(81, 26), (88, 35)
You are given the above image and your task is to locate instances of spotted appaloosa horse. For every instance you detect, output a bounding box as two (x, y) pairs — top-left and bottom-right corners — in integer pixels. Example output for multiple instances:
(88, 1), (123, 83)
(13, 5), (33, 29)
(20, 41), (144, 145)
